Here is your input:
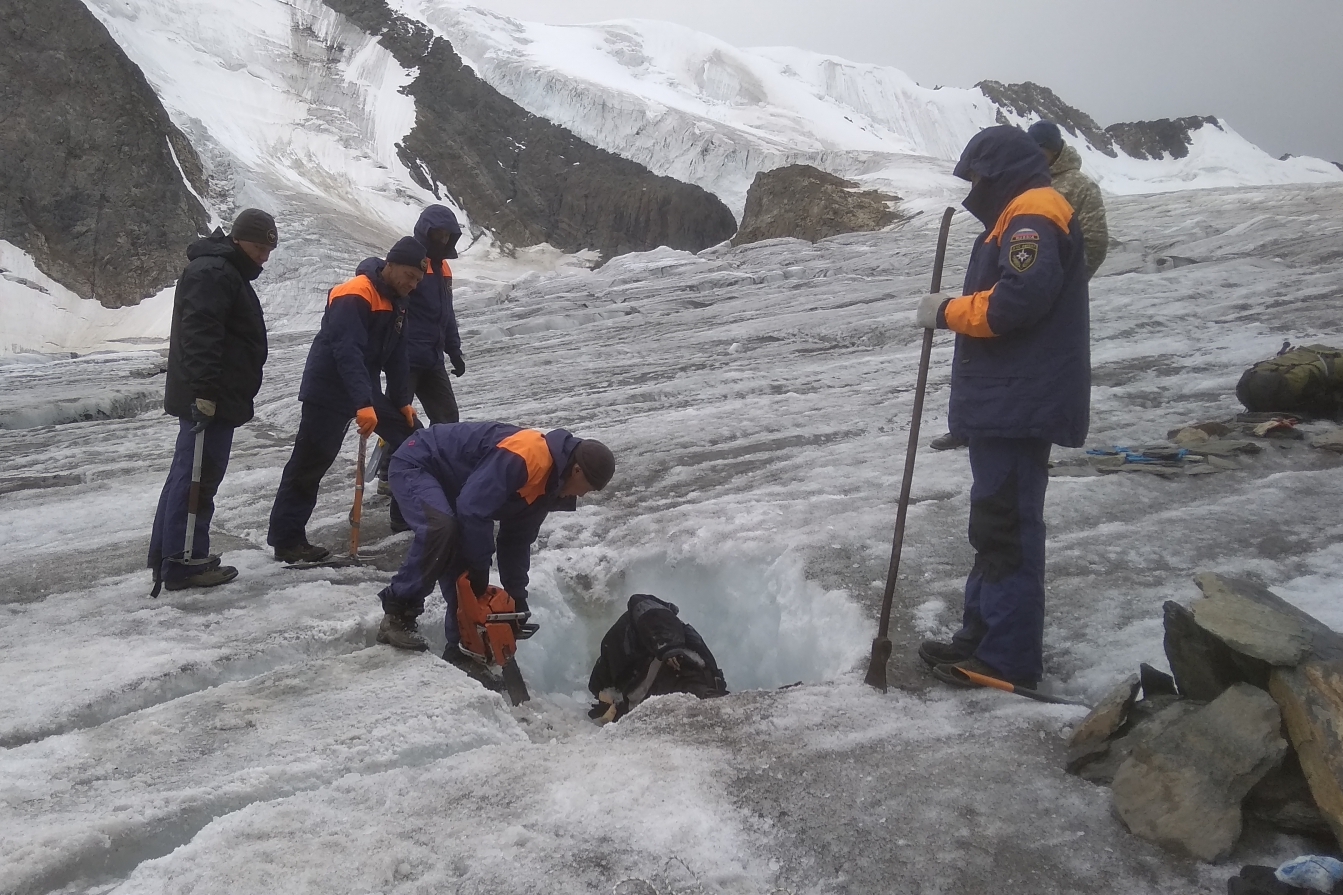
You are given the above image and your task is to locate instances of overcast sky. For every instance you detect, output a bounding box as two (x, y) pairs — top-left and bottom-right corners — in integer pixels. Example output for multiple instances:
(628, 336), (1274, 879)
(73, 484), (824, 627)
(459, 0), (1343, 162)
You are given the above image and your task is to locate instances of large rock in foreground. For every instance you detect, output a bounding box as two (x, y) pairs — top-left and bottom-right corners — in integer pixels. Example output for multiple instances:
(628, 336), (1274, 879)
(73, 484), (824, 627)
(1110, 682), (1286, 862)
(0, 0), (208, 307)
(732, 165), (899, 246)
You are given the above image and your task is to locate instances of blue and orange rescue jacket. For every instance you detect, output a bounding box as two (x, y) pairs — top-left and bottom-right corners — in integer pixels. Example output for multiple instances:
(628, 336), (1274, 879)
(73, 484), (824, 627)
(393, 421), (581, 603)
(938, 126), (1091, 447)
(299, 257), (411, 415)
(404, 205), (462, 370)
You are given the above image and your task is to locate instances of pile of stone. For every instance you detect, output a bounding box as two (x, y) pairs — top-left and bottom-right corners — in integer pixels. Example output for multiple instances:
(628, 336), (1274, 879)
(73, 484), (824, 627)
(1067, 573), (1343, 862)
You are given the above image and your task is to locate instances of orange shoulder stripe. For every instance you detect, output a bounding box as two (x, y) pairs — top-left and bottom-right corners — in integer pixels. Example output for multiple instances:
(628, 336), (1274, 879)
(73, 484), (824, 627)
(327, 274), (393, 312)
(497, 430), (553, 504)
(943, 290), (997, 338)
(440, 261), (452, 277)
(986, 187), (1074, 245)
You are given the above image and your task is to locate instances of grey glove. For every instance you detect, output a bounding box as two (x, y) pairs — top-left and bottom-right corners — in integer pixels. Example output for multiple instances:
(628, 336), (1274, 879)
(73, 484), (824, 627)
(190, 398), (216, 431)
(916, 293), (951, 330)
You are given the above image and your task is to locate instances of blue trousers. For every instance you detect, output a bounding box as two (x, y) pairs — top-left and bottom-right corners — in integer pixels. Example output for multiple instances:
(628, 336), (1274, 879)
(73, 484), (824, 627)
(267, 397), (414, 549)
(148, 418), (235, 582)
(950, 437), (1051, 684)
(379, 455), (468, 644)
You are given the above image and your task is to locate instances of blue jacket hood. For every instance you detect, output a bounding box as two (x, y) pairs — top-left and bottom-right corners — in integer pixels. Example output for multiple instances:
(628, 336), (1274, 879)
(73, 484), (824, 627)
(355, 256), (385, 280)
(955, 126), (1052, 227)
(414, 205), (462, 261)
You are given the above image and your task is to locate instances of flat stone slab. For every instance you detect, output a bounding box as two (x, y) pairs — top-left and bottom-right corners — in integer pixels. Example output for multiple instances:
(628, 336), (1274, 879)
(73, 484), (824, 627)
(1192, 573), (1312, 666)
(1068, 674), (1140, 756)
(1111, 683), (1287, 862)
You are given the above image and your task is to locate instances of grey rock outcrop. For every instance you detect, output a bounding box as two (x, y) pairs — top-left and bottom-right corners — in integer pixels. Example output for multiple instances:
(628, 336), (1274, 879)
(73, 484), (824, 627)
(1163, 600), (1270, 700)
(1105, 117), (1222, 161)
(976, 80), (1117, 158)
(320, 0), (737, 259)
(731, 166), (899, 247)
(0, 0), (208, 307)
(1111, 683), (1287, 862)
(1067, 674), (1140, 763)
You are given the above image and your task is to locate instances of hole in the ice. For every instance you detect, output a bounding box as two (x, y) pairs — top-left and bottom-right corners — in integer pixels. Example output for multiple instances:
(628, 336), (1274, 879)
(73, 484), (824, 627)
(516, 552), (870, 696)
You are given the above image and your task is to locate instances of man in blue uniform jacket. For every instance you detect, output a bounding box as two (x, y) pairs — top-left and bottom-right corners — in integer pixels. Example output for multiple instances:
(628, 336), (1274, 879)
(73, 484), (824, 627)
(915, 125), (1091, 689)
(405, 204), (466, 424)
(266, 237), (428, 562)
(373, 421), (615, 655)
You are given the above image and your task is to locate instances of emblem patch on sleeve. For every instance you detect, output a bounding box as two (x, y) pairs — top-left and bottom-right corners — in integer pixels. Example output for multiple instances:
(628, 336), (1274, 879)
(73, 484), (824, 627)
(1009, 242), (1038, 272)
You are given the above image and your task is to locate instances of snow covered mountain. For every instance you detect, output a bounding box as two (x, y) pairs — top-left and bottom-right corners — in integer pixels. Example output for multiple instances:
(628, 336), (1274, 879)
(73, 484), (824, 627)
(392, 3), (1343, 215)
(3, 0), (1342, 357)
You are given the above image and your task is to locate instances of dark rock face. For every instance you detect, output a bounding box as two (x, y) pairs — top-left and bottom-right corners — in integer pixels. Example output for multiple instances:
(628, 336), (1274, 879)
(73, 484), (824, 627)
(732, 165), (899, 247)
(976, 80), (1117, 158)
(1162, 599), (1270, 700)
(1105, 117), (1222, 161)
(320, 0), (736, 258)
(0, 0), (208, 308)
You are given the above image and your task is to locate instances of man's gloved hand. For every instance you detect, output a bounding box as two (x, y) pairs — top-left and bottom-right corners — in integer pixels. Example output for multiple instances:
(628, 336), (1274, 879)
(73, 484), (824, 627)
(916, 292), (951, 330)
(355, 406), (378, 438)
(466, 566), (489, 597)
(400, 405), (417, 428)
(449, 353), (466, 378)
(661, 647), (706, 673)
(190, 398), (216, 431)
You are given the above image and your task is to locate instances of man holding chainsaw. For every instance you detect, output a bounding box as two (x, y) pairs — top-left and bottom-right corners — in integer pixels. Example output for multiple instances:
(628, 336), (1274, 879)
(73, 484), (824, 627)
(265, 236), (427, 563)
(148, 209), (276, 596)
(373, 421), (615, 658)
(914, 125), (1091, 690)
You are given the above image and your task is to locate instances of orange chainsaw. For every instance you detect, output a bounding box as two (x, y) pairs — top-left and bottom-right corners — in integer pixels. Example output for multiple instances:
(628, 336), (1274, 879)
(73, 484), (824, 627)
(454, 573), (536, 705)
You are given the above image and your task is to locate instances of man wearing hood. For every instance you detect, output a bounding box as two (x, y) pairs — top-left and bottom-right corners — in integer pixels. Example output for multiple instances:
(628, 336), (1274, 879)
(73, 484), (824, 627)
(405, 205), (466, 424)
(929, 120), (1108, 454)
(915, 125), (1091, 690)
(373, 421), (615, 656)
(148, 209), (276, 594)
(265, 237), (427, 562)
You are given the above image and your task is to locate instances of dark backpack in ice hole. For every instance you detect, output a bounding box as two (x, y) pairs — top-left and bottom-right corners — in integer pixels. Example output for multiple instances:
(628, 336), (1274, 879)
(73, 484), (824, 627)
(1236, 343), (1343, 417)
(588, 594), (728, 721)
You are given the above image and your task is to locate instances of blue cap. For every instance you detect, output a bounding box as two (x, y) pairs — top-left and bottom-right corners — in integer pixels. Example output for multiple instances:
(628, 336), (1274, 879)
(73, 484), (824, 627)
(385, 236), (426, 267)
(1027, 120), (1065, 154)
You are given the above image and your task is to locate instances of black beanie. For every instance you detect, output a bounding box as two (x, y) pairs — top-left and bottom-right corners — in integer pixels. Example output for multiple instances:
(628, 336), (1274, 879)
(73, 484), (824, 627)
(1027, 120), (1065, 154)
(572, 439), (615, 490)
(230, 209), (278, 248)
(385, 236), (427, 267)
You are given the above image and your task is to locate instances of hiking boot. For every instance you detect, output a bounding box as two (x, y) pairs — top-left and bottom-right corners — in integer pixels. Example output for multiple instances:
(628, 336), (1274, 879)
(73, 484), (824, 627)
(442, 645), (505, 692)
(931, 656), (1037, 690)
(929, 432), (968, 451)
(274, 542), (330, 564)
(376, 612), (429, 651)
(377, 478), (392, 497)
(918, 639), (974, 668)
(163, 565), (238, 592)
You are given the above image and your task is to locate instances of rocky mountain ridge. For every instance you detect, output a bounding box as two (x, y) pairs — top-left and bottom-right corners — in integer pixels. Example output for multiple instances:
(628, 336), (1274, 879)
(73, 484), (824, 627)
(0, 0), (209, 308)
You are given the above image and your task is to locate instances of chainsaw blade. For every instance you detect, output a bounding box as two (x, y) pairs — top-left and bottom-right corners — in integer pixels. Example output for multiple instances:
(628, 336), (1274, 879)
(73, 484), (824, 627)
(501, 657), (530, 706)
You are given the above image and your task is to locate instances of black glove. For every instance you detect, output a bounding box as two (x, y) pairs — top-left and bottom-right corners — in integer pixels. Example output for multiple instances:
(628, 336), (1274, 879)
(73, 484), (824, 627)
(449, 353), (466, 377)
(661, 647), (706, 672)
(190, 398), (216, 432)
(466, 567), (489, 597)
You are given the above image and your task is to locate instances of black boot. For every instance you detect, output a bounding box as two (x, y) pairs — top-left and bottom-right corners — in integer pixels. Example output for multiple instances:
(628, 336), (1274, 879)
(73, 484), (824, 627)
(274, 542), (331, 563)
(377, 612), (428, 651)
(929, 432), (968, 451)
(164, 565), (239, 591)
(918, 639), (974, 668)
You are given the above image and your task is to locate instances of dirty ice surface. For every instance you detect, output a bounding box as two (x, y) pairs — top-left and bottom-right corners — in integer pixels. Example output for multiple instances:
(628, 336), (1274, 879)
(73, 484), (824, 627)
(3, 183), (1343, 893)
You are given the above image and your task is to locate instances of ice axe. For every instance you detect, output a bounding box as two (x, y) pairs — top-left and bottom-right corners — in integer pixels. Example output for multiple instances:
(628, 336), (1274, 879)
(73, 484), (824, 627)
(152, 417), (212, 598)
(864, 206), (956, 692)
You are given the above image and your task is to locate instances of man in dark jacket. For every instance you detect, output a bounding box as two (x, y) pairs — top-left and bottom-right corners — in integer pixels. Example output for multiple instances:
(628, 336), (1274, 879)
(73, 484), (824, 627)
(374, 421), (615, 654)
(588, 594), (728, 723)
(265, 237), (427, 562)
(915, 125), (1091, 689)
(405, 204), (465, 423)
(148, 209), (276, 594)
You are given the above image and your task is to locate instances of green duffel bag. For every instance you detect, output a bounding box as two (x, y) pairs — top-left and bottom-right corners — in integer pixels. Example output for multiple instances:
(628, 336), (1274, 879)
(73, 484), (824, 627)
(1236, 343), (1343, 416)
